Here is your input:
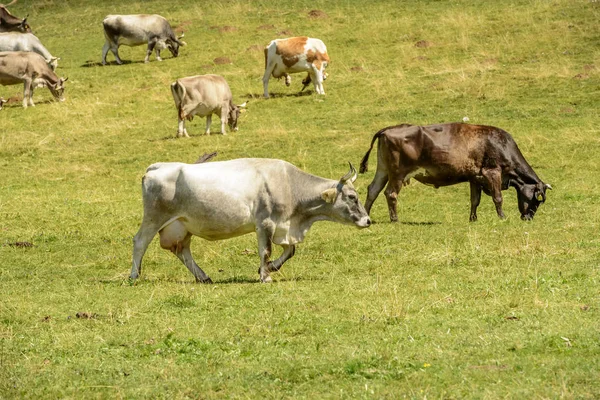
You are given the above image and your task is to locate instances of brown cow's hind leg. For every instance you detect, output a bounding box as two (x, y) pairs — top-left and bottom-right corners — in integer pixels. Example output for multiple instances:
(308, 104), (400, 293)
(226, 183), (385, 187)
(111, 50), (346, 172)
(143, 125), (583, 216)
(469, 181), (482, 222)
(364, 170), (388, 216)
(482, 168), (505, 219)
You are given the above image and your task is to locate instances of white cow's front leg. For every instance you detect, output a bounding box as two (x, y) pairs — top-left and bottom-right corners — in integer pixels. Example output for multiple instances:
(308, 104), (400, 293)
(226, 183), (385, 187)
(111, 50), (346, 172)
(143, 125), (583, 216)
(177, 118), (189, 138)
(205, 115), (212, 135)
(220, 108), (227, 135)
(270, 244), (296, 271)
(256, 224), (277, 283)
(262, 63), (276, 98)
(312, 67), (325, 95)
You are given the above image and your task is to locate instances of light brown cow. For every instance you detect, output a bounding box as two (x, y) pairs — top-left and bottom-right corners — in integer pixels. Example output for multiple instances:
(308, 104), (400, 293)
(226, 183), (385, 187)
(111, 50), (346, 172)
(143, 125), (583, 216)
(0, 51), (67, 108)
(263, 36), (329, 98)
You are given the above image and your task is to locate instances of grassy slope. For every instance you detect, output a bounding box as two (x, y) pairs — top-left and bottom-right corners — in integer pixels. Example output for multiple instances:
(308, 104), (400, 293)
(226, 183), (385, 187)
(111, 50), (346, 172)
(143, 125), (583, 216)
(1, 0), (599, 398)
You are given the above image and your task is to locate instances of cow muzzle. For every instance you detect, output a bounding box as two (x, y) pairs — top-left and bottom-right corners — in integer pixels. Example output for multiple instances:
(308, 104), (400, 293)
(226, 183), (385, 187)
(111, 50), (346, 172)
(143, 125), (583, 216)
(356, 216), (372, 228)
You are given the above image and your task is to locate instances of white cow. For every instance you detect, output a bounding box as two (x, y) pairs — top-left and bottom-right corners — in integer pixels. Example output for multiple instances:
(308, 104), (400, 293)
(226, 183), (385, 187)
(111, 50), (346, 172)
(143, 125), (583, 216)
(0, 32), (59, 70)
(263, 36), (329, 98)
(171, 74), (246, 137)
(130, 159), (371, 283)
(0, 51), (67, 108)
(102, 14), (186, 65)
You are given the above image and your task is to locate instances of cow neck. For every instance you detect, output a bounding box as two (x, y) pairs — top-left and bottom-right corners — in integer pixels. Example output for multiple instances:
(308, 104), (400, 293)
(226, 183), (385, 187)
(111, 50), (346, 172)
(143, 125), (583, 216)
(289, 169), (338, 223)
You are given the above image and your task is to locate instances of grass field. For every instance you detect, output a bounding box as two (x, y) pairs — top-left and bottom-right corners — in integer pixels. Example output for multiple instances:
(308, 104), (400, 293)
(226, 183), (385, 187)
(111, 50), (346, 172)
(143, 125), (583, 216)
(1, 0), (599, 398)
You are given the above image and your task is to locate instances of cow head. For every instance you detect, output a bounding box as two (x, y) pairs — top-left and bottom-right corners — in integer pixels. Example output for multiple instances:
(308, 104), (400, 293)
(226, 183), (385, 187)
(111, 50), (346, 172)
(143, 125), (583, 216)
(167, 34), (187, 58)
(517, 181), (551, 220)
(0, 97), (6, 110)
(228, 101), (247, 132)
(18, 15), (31, 32)
(321, 163), (371, 228)
(48, 56), (59, 71)
(48, 77), (67, 102)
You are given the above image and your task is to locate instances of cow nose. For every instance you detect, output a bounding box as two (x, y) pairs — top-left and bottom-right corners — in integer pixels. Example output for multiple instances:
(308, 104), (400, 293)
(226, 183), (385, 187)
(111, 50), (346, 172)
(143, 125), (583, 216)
(366, 218), (372, 227)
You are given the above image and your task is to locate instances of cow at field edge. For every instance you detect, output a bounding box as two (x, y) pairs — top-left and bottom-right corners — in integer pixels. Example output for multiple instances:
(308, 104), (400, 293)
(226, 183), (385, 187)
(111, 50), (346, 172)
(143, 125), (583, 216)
(0, 1), (31, 33)
(0, 51), (67, 108)
(0, 32), (59, 70)
(171, 74), (246, 137)
(102, 14), (186, 65)
(131, 159), (371, 283)
(263, 36), (329, 98)
(359, 123), (551, 222)
(0, 96), (6, 109)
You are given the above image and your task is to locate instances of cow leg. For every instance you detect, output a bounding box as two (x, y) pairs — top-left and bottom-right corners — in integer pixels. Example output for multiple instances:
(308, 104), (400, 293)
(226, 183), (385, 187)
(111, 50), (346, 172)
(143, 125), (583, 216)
(469, 181), (482, 222)
(102, 42), (110, 65)
(482, 168), (505, 219)
(384, 179), (403, 222)
(311, 67), (325, 95)
(173, 235), (213, 284)
(205, 115), (212, 135)
(270, 245), (296, 272)
(22, 79), (31, 108)
(145, 38), (158, 63)
(284, 74), (291, 86)
(219, 109), (227, 135)
(364, 170), (389, 216)
(256, 223), (278, 283)
(262, 63), (276, 98)
(131, 218), (163, 280)
(160, 220), (212, 283)
(155, 47), (162, 62)
(177, 117), (188, 138)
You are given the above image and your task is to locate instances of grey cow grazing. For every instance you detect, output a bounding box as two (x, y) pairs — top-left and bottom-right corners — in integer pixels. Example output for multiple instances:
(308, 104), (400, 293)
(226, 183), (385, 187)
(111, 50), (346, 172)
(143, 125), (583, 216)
(130, 159), (371, 283)
(171, 74), (246, 137)
(0, 1), (31, 33)
(0, 32), (59, 70)
(0, 51), (67, 108)
(102, 14), (186, 65)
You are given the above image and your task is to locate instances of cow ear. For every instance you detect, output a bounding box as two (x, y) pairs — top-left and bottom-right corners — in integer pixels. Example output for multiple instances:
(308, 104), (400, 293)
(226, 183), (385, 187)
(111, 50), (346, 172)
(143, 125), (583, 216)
(320, 188), (337, 204)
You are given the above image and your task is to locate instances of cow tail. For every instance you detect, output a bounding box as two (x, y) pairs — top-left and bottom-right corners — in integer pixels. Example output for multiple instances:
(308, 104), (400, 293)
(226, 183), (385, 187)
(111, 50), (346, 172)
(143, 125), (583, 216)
(359, 129), (385, 173)
(170, 80), (186, 120)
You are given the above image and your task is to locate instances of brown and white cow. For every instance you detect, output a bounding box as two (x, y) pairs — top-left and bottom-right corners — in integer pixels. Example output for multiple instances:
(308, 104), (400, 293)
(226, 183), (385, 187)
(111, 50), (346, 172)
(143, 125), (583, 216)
(102, 14), (186, 65)
(0, 1), (31, 33)
(171, 74), (246, 137)
(360, 123), (551, 222)
(0, 51), (67, 108)
(263, 36), (329, 98)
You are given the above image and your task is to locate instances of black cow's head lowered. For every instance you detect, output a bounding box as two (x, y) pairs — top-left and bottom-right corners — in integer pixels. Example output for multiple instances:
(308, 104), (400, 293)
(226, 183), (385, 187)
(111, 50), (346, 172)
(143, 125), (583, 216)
(517, 182), (552, 220)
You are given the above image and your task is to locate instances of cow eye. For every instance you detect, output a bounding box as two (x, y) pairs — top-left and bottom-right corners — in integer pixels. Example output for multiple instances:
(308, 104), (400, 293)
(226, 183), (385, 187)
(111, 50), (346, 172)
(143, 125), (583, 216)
(348, 194), (357, 202)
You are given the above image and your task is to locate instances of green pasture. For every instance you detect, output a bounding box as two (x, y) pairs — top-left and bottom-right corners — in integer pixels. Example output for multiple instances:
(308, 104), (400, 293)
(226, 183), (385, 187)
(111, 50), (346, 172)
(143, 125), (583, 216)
(1, 0), (599, 398)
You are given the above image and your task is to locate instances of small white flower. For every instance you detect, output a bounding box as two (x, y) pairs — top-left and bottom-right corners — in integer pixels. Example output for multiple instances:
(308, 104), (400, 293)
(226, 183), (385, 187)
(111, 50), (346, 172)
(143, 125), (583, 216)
(462, 116), (470, 123)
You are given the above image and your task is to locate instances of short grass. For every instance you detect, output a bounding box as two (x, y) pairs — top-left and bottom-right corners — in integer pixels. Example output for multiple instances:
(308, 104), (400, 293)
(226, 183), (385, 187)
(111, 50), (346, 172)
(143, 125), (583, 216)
(1, 0), (599, 398)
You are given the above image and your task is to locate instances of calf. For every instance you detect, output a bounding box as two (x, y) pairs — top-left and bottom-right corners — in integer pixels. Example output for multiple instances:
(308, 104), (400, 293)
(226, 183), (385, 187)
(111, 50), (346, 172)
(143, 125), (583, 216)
(360, 123), (551, 222)
(102, 14), (186, 65)
(0, 32), (59, 70)
(171, 74), (246, 137)
(263, 36), (329, 98)
(0, 51), (67, 108)
(0, 1), (31, 33)
(131, 159), (371, 283)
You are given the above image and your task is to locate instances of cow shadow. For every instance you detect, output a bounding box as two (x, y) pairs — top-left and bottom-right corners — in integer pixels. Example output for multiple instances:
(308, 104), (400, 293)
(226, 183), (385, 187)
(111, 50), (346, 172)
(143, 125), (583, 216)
(243, 91), (313, 99)
(80, 60), (145, 68)
(148, 132), (223, 142)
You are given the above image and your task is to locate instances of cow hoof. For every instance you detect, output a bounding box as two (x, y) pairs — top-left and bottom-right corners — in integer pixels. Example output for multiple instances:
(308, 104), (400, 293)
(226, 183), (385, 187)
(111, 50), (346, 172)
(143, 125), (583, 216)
(260, 276), (273, 283)
(199, 277), (213, 284)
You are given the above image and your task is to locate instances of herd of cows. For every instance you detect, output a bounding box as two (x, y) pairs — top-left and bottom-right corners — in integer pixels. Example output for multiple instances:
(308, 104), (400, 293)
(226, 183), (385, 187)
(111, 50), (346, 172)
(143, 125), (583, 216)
(0, 2), (552, 283)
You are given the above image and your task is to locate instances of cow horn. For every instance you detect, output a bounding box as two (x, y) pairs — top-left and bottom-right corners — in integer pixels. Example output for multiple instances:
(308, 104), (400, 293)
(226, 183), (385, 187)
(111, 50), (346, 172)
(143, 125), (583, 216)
(238, 101), (247, 108)
(545, 183), (553, 190)
(6, 0), (17, 6)
(340, 162), (357, 184)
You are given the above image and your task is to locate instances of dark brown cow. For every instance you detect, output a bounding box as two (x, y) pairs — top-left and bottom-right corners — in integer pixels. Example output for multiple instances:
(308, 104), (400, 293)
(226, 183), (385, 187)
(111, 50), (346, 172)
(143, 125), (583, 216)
(0, 1), (31, 33)
(360, 123), (551, 222)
